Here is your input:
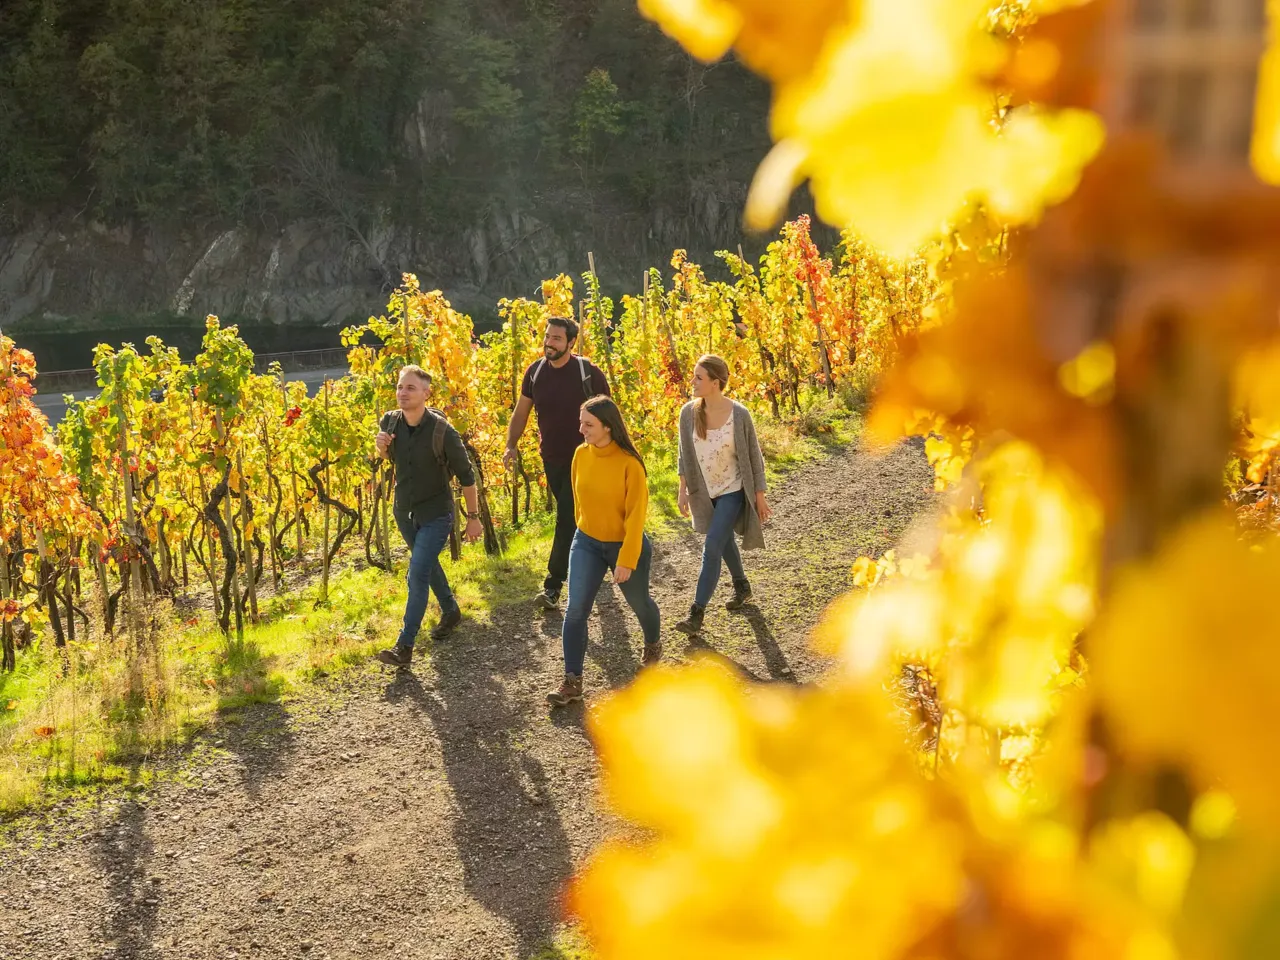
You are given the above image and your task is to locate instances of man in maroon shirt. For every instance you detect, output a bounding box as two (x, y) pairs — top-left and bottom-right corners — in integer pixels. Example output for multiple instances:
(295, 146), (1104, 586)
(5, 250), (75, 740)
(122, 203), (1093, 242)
(503, 315), (610, 609)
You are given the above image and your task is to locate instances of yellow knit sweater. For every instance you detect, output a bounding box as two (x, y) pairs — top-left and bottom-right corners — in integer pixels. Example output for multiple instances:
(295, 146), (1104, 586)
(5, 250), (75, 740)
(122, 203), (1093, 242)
(571, 441), (648, 569)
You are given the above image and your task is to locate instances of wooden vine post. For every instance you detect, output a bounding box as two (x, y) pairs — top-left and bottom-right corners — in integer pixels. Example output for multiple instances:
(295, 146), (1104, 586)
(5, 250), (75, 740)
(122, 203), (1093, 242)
(215, 410), (243, 641)
(115, 391), (146, 677)
(319, 380), (331, 605)
(237, 449), (258, 624)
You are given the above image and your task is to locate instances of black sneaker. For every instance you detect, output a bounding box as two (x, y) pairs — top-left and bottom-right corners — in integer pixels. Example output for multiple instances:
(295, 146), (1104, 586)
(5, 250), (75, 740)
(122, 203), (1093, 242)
(533, 589), (561, 611)
(430, 607), (463, 640)
(674, 603), (705, 636)
(376, 646), (413, 667)
(725, 579), (754, 611)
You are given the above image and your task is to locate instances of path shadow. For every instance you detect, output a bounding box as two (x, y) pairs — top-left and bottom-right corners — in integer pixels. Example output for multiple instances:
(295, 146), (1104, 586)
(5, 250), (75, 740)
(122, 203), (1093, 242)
(218, 699), (296, 802)
(93, 799), (159, 959)
(743, 608), (796, 682)
(211, 640), (298, 801)
(589, 587), (641, 689)
(381, 627), (574, 958)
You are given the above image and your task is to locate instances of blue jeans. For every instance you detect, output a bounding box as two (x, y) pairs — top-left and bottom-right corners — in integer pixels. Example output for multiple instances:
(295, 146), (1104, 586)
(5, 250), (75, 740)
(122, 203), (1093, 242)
(562, 531), (661, 676)
(695, 489), (748, 608)
(395, 512), (458, 650)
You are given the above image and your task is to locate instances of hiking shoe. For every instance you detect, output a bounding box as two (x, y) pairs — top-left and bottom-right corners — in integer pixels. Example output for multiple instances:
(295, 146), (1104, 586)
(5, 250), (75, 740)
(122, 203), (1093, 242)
(674, 603), (705, 636)
(533, 589), (561, 611)
(725, 579), (754, 611)
(547, 673), (583, 707)
(430, 607), (463, 641)
(642, 641), (663, 666)
(376, 646), (413, 667)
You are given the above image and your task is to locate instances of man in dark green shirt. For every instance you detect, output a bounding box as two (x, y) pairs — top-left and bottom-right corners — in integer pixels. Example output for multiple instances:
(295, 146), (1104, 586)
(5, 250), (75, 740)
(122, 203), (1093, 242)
(374, 365), (482, 666)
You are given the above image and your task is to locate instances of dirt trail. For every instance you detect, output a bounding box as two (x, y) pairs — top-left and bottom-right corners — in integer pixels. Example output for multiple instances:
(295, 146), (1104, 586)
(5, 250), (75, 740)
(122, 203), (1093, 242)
(0, 438), (934, 960)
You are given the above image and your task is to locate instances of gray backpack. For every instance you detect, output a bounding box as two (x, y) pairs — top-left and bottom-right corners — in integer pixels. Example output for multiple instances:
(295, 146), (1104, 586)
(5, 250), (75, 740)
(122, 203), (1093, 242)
(531, 355), (594, 397)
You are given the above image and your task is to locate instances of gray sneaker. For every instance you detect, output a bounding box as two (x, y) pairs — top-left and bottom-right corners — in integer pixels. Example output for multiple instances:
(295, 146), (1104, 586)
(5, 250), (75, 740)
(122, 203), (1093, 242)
(533, 589), (561, 611)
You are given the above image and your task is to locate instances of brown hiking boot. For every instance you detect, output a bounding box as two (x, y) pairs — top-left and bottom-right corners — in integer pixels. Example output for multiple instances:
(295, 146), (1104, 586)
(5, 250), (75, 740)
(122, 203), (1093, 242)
(642, 641), (662, 666)
(430, 607), (462, 641)
(547, 673), (583, 707)
(376, 645), (413, 667)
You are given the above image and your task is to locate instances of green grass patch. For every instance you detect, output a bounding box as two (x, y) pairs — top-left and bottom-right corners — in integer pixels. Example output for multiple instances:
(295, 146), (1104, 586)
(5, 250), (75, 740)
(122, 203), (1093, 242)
(0, 517), (559, 818)
(529, 926), (594, 960)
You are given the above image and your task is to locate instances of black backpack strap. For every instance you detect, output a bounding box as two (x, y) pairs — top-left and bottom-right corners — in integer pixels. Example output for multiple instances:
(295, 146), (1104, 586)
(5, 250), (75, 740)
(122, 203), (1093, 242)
(426, 407), (450, 468)
(380, 409), (404, 435)
(578, 356), (592, 397)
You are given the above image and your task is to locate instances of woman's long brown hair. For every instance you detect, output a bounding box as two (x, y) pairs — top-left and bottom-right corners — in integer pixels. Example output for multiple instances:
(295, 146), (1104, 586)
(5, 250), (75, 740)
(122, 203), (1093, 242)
(694, 354), (731, 440)
(582, 395), (646, 474)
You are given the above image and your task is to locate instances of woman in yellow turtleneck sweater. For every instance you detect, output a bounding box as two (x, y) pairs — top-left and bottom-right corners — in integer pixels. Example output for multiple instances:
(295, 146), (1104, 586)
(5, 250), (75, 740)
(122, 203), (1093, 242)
(547, 395), (661, 706)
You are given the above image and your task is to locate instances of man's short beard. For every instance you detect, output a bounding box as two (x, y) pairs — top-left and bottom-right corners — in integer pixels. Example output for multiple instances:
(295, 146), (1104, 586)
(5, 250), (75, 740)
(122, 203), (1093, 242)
(544, 345), (567, 361)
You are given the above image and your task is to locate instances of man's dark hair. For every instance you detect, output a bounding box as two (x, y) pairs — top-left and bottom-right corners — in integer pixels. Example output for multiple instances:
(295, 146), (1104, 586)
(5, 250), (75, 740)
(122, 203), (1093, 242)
(547, 315), (579, 345)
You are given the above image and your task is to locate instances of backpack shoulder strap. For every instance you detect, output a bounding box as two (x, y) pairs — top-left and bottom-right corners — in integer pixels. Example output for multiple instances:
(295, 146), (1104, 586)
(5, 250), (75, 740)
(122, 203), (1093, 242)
(426, 407), (449, 466)
(578, 356), (592, 397)
(530, 357), (548, 389)
(381, 409), (404, 435)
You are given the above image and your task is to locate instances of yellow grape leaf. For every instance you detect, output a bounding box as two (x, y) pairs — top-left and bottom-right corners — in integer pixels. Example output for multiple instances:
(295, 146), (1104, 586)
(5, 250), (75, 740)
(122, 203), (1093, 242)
(638, 0), (858, 82)
(1091, 511), (1280, 827)
(751, 0), (1105, 255)
(228, 469), (242, 493)
(1251, 0), (1280, 182)
(5, 700), (17, 711)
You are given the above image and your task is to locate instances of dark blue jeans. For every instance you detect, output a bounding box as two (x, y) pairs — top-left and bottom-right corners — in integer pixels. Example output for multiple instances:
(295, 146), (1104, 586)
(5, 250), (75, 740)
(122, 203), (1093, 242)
(562, 530), (661, 676)
(695, 489), (747, 608)
(395, 512), (458, 651)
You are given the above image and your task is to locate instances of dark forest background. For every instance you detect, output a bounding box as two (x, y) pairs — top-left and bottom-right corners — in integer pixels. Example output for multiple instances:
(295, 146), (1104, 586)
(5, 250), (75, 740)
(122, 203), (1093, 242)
(1, 0), (775, 236)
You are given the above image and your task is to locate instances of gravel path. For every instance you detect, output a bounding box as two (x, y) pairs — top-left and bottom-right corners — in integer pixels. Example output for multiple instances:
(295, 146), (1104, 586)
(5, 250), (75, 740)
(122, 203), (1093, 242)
(0, 437), (934, 960)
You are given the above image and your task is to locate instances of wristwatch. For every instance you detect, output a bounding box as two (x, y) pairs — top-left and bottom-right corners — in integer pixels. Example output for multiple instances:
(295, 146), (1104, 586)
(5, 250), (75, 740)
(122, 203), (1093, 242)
(466, 511), (480, 520)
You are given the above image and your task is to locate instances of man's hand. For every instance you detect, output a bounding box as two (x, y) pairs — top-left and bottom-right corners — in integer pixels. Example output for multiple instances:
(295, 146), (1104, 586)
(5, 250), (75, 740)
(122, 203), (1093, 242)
(613, 564), (633, 585)
(463, 516), (483, 544)
(375, 431), (393, 458)
(502, 445), (518, 471)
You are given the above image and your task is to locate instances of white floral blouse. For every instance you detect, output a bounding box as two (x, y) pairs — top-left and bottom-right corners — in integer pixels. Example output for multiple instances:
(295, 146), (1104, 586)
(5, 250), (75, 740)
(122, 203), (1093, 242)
(692, 411), (743, 499)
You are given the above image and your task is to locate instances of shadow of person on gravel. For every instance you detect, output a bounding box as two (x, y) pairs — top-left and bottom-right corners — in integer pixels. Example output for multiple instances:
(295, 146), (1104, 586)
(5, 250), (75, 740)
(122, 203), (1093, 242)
(380, 624), (574, 959)
(588, 587), (642, 689)
(94, 798), (160, 958)
(212, 695), (297, 803)
(742, 608), (797, 682)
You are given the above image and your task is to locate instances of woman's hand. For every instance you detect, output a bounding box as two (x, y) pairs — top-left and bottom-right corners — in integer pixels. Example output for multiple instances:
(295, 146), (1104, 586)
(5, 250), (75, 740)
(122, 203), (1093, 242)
(756, 491), (772, 524)
(677, 490), (691, 518)
(613, 565), (633, 584)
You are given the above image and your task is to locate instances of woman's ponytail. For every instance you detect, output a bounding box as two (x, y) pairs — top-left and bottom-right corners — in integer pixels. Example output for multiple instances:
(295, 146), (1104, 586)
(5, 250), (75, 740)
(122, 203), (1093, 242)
(693, 355), (731, 440)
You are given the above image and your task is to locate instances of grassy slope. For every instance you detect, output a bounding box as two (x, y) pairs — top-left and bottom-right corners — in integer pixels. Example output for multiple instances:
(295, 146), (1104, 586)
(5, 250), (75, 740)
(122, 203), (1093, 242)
(0, 404), (860, 817)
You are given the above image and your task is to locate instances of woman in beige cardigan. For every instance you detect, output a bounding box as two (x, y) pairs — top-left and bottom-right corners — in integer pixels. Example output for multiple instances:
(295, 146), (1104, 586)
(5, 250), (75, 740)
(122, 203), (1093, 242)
(675, 355), (771, 635)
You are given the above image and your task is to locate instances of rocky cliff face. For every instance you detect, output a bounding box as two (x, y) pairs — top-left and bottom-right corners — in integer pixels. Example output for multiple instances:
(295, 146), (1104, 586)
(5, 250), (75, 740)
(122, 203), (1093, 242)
(0, 181), (757, 337)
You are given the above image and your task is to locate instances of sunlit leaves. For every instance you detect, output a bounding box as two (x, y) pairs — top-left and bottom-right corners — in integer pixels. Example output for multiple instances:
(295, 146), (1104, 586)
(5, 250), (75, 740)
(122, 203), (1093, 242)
(1092, 513), (1280, 828)
(643, 0), (1105, 256)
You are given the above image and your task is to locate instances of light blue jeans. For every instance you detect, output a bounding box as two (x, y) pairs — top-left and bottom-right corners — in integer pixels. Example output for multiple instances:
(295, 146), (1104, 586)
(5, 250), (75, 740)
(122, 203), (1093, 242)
(694, 489), (747, 608)
(562, 531), (660, 676)
(394, 512), (458, 651)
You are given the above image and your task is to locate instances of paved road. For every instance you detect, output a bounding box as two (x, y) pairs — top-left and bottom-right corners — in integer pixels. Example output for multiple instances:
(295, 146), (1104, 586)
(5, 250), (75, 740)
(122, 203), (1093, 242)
(32, 368), (351, 425)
